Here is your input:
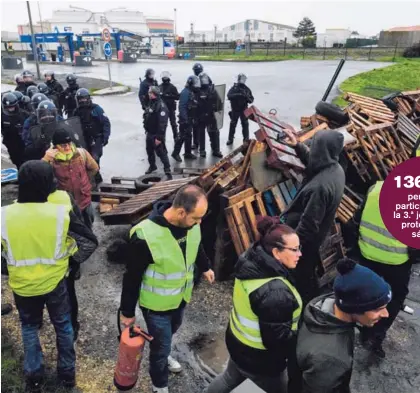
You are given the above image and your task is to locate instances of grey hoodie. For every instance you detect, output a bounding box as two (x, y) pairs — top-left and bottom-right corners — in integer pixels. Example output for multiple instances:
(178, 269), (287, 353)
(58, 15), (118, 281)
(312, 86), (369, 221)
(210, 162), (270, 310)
(296, 294), (355, 393)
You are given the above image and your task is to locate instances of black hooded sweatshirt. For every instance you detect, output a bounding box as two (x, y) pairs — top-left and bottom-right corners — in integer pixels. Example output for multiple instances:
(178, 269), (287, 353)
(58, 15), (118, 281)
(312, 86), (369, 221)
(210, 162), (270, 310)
(296, 294), (355, 393)
(16, 161), (98, 266)
(225, 243), (300, 376)
(285, 130), (345, 252)
(120, 201), (211, 317)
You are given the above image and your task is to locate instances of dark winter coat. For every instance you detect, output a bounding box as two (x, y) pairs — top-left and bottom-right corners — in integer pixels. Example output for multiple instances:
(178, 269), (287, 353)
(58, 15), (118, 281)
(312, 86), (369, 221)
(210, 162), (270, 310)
(62, 84), (79, 116)
(143, 98), (169, 140)
(225, 243), (300, 376)
(120, 201), (210, 318)
(73, 103), (111, 144)
(285, 130), (345, 253)
(46, 79), (64, 110)
(297, 294), (355, 393)
(159, 81), (180, 112)
(178, 87), (199, 125)
(138, 78), (158, 109)
(197, 84), (221, 123)
(227, 83), (254, 112)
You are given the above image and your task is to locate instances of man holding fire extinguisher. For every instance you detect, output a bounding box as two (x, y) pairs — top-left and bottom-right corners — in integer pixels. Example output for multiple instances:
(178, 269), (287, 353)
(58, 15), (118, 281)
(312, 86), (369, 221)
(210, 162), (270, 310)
(119, 185), (215, 393)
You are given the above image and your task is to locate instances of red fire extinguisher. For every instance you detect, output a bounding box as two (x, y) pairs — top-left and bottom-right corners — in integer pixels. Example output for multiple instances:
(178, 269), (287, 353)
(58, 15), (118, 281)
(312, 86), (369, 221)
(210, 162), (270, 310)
(114, 309), (153, 391)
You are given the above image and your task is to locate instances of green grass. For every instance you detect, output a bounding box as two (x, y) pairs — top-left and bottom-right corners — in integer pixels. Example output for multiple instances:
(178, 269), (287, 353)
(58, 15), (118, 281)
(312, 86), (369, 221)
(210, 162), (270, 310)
(332, 59), (420, 107)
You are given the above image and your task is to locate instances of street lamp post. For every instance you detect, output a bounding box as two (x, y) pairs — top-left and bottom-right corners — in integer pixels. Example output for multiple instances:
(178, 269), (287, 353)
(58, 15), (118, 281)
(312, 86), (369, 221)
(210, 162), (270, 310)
(26, 1), (41, 79)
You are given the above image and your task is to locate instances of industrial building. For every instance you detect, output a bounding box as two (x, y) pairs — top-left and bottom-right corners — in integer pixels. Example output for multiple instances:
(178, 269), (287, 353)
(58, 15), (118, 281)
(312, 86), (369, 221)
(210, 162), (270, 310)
(184, 19), (297, 43)
(379, 25), (420, 47)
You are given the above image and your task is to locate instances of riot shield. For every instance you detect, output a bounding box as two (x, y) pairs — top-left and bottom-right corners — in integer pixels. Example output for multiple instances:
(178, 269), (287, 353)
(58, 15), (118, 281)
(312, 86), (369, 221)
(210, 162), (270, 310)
(29, 116), (86, 150)
(214, 84), (226, 130)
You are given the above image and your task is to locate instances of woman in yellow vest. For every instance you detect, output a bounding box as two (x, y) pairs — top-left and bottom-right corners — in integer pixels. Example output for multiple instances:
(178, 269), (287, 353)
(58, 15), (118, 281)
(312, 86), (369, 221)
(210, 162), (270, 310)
(206, 216), (302, 393)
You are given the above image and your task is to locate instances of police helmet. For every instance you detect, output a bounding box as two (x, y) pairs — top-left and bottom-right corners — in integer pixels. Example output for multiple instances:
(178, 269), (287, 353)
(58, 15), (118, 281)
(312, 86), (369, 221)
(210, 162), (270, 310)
(26, 85), (39, 99)
(2, 92), (20, 116)
(186, 75), (201, 89)
(22, 70), (34, 81)
(75, 88), (91, 107)
(44, 70), (55, 79)
(20, 95), (32, 111)
(66, 74), (78, 85)
(199, 72), (210, 86)
(38, 83), (50, 95)
(31, 93), (49, 107)
(145, 68), (155, 79)
(192, 63), (203, 76)
(36, 100), (57, 125)
(12, 91), (24, 103)
(160, 71), (171, 82)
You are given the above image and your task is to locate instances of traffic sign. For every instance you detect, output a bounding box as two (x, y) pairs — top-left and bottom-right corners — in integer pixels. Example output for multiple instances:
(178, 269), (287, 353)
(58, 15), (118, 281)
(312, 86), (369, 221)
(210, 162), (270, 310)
(102, 28), (111, 42)
(103, 42), (112, 57)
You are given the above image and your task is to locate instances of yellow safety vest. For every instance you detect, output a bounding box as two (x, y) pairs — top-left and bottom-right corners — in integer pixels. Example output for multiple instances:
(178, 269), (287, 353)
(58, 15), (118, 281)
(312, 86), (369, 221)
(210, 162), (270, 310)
(1, 202), (78, 296)
(130, 219), (201, 312)
(359, 182), (408, 265)
(48, 190), (72, 208)
(230, 277), (302, 350)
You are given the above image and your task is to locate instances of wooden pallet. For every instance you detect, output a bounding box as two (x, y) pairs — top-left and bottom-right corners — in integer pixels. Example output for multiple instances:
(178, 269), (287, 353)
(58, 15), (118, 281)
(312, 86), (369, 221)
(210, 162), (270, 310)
(396, 114), (420, 156)
(344, 93), (395, 124)
(337, 186), (363, 224)
(225, 192), (267, 256)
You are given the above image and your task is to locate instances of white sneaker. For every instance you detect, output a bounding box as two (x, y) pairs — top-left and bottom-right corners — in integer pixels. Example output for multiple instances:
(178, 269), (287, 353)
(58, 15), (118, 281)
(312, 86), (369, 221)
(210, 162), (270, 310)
(152, 386), (169, 393)
(167, 355), (182, 373)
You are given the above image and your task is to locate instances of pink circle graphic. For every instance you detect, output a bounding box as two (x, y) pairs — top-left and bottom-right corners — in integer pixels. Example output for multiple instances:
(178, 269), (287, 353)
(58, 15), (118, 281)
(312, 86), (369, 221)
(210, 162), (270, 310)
(379, 157), (420, 249)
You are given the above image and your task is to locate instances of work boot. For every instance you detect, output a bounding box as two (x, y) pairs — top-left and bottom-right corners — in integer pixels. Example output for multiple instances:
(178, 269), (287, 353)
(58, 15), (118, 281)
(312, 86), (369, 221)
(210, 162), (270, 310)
(1, 303), (12, 315)
(145, 165), (157, 174)
(57, 373), (76, 389)
(25, 377), (43, 393)
(191, 144), (198, 150)
(212, 151), (223, 158)
(152, 386), (169, 393)
(164, 168), (173, 180)
(200, 150), (207, 158)
(171, 152), (182, 163)
(362, 338), (386, 359)
(168, 355), (182, 373)
(226, 139), (234, 146)
(184, 153), (197, 160)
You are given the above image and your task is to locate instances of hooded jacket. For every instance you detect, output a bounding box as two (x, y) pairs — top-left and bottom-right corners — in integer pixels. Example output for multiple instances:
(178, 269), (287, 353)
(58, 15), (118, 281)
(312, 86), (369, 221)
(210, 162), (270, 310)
(296, 294), (355, 393)
(120, 201), (211, 318)
(285, 130), (345, 252)
(225, 243), (300, 376)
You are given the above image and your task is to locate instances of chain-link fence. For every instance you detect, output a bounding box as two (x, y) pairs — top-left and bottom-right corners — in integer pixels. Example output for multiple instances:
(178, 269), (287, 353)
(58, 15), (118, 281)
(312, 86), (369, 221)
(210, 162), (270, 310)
(177, 42), (409, 61)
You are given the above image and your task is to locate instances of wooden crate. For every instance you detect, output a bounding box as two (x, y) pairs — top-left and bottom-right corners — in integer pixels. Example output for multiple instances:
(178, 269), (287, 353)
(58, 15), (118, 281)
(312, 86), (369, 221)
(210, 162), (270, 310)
(337, 186), (363, 224)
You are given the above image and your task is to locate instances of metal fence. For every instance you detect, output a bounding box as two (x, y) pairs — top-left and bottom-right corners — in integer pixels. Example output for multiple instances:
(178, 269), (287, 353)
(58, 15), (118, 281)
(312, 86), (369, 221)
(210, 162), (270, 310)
(178, 42), (409, 61)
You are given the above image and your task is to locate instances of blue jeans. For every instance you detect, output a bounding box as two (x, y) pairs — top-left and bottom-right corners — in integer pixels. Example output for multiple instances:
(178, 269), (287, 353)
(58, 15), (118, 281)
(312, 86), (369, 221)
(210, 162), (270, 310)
(141, 305), (185, 388)
(13, 279), (76, 381)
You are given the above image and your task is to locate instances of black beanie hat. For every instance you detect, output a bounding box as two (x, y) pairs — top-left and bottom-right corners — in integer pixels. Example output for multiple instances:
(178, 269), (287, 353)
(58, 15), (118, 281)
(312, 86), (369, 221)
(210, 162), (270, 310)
(333, 258), (392, 314)
(52, 128), (72, 146)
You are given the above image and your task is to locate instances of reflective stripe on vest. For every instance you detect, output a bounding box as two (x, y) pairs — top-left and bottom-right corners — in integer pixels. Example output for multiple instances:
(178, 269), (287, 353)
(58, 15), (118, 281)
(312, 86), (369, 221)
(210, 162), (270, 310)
(1, 203), (77, 296)
(48, 190), (72, 209)
(358, 182), (408, 265)
(130, 219), (201, 312)
(229, 277), (302, 350)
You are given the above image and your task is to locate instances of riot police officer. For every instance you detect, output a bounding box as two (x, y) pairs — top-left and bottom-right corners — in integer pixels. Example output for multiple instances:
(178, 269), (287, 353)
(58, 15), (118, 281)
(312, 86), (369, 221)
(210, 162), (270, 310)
(21, 70), (37, 94)
(30, 93), (49, 113)
(62, 74), (80, 118)
(44, 70), (64, 114)
(197, 73), (223, 158)
(1, 92), (26, 168)
(139, 68), (158, 110)
(171, 76), (201, 162)
(22, 100), (61, 160)
(143, 86), (171, 176)
(227, 73), (254, 145)
(73, 88), (110, 183)
(14, 73), (26, 93)
(12, 91), (32, 119)
(159, 71), (180, 141)
(192, 63), (204, 77)
(38, 82), (60, 113)
(26, 85), (39, 100)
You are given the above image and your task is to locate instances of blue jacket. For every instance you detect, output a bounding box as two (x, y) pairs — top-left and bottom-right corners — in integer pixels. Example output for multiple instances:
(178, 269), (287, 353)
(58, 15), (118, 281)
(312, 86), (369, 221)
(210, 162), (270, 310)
(22, 114), (64, 147)
(178, 87), (198, 125)
(73, 103), (111, 143)
(138, 78), (158, 109)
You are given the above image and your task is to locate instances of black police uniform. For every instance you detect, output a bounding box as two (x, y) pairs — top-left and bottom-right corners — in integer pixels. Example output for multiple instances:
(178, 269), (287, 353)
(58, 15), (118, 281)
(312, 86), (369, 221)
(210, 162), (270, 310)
(63, 83), (80, 118)
(227, 83), (254, 142)
(1, 110), (26, 168)
(197, 84), (222, 156)
(159, 80), (180, 140)
(172, 87), (199, 160)
(46, 79), (64, 114)
(139, 78), (158, 110)
(144, 97), (171, 172)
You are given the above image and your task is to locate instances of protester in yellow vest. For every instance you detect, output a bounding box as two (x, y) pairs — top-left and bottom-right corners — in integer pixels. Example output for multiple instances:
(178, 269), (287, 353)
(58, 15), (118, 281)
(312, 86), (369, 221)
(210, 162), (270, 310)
(119, 185), (214, 393)
(206, 216), (302, 393)
(357, 181), (414, 358)
(1, 161), (97, 391)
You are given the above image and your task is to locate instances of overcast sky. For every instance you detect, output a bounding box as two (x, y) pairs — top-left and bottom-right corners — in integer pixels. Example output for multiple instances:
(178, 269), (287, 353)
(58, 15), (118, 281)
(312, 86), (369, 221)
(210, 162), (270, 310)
(1, 0), (420, 36)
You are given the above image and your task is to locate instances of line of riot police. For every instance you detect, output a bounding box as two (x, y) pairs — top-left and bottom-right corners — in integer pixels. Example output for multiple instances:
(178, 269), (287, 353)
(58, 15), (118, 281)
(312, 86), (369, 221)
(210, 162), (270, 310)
(137, 63), (254, 176)
(2, 70), (110, 184)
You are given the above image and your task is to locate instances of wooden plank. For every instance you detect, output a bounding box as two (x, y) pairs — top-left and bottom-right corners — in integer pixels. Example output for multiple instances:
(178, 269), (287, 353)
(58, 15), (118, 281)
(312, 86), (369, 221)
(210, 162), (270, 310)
(244, 200), (259, 241)
(232, 204), (251, 251)
(285, 180), (297, 199)
(225, 210), (244, 256)
(255, 194), (267, 215)
(279, 182), (292, 205)
(100, 183), (137, 192)
(91, 191), (134, 202)
(271, 185), (287, 213)
(297, 123), (328, 143)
